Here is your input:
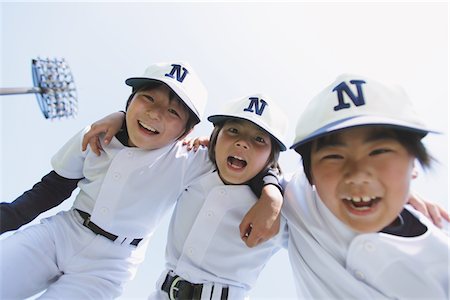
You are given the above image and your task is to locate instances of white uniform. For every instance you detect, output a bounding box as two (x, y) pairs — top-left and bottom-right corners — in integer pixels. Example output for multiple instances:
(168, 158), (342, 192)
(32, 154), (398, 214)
(0, 127), (211, 299)
(150, 169), (288, 300)
(282, 170), (450, 299)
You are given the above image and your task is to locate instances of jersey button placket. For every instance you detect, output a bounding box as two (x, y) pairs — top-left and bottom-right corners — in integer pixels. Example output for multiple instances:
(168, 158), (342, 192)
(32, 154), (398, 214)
(354, 270), (365, 281)
(363, 241), (376, 252)
(187, 246), (195, 257)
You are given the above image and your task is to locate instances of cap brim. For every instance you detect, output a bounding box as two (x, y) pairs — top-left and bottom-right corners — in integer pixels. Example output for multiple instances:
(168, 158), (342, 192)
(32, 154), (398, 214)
(126, 77), (200, 124)
(290, 115), (439, 150)
(208, 115), (287, 151)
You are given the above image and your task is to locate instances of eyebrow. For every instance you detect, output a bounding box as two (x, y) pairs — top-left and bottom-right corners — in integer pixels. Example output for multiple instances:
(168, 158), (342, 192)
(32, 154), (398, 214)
(363, 129), (398, 143)
(140, 93), (182, 108)
(313, 134), (343, 152)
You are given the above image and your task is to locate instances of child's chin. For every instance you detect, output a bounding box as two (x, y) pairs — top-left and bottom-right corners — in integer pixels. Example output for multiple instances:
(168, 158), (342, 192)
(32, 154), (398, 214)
(220, 173), (250, 185)
(346, 221), (385, 233)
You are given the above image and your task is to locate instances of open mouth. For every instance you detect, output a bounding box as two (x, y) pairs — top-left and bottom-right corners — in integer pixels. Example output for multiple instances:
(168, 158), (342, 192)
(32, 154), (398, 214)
(343, 196), (381, 211)
(227, 156), (247, 169)
(138, 121), (159, 134)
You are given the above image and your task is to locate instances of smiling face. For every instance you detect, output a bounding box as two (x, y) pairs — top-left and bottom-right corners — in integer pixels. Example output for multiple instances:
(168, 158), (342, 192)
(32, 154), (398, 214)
(310, 126), (416, 233)
(125, 85), (190, 150)
(214, 119), (272, 185)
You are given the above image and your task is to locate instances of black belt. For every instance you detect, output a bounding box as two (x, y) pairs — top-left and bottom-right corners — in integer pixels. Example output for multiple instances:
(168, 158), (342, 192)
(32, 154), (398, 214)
(76, 209), (142, 246)
(162, 272), (229, 300)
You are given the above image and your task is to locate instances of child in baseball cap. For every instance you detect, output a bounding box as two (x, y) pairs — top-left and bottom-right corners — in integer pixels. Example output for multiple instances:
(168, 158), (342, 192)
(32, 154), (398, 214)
(0, 61), (212, 299)
(283, 74), (449, 298)
(150, 93), (289, 300)
(102, 61), (207, 152)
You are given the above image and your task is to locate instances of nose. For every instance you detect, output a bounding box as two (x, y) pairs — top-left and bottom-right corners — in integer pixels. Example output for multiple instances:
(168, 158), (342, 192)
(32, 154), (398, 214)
(235, 139), (249, 150)
(344, 160), (372, 185)
(146, 107), (161, 120)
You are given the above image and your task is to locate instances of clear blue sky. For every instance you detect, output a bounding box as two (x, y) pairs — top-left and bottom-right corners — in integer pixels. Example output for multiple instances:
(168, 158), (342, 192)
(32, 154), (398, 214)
(1, 2), (448, 299)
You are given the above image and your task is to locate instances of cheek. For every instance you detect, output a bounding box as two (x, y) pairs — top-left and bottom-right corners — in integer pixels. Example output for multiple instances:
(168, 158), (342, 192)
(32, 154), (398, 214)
(378, 158), (414, 183)
(382, 162), (414, 202)
(215, 132), (232, 150)
(311, 162), (338, 186)
(214, 139), (227, 162)
(253, 146), (271, 164)
(311, 164), (340, 205)
(166, 117), (188, 134)
(125, 101), (143, 122)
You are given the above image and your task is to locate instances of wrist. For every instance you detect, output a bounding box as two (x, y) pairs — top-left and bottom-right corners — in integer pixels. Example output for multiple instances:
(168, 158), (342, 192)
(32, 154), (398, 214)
(261, 184), (283, 207)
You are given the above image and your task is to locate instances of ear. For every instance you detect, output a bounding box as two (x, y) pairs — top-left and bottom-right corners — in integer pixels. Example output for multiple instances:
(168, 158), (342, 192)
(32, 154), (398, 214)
(411, 162), (418, 180)
(177, 128), (194, 141)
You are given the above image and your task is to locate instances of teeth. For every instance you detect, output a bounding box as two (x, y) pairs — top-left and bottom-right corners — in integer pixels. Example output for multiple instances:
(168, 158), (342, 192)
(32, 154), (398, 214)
(139, 121), (158, 133)
(362, 196), (371, 202)
(232, 156), (244, 161)
(352, 206), (371, 211)
(343, 196), (377, 202)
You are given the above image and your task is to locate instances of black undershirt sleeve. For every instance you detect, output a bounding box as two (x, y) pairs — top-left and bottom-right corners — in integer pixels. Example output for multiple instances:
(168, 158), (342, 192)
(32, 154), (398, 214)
(247, 168), (283, 198)
(0, 125), (127, 235)
(0, 171), (80, 234)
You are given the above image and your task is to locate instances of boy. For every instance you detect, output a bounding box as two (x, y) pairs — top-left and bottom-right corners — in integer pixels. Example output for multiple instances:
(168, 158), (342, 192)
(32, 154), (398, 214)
(151, 94), (289, 299)
(283, 74), (449, 298)
(0, 61), (213, 299)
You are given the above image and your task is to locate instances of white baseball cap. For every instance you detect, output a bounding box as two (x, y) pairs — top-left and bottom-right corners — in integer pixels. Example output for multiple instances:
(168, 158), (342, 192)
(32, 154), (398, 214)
(290, 74), (438, 150)
(208, 94), (288, 151)
(126, 61), (207, 124)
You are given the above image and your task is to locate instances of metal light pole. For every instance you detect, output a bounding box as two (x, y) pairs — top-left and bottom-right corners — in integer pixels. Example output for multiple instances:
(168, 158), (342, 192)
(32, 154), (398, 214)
(0, 57), (78, 119)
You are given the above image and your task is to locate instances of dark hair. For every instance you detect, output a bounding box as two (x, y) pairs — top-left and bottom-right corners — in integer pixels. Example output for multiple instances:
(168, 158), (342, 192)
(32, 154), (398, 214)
(208, 119), (282, 180)
(125, 81), (197, 136)
(295, 126), (432, 185)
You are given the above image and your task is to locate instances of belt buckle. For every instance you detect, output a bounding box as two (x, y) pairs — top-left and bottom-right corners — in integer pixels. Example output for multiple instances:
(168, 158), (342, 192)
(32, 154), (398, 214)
(83, 215), (91, 227)
(169, 276), (182, 300)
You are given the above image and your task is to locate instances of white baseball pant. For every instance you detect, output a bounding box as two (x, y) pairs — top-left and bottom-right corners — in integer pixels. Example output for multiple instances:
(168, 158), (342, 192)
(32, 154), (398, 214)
(0, 210), (147, 299)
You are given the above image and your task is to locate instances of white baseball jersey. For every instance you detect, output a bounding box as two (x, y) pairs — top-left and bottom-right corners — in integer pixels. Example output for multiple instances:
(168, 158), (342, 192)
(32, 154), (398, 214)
(156, 170), (288, 299)
(282, 170), (449, 299)
(1, 126), (212, 299)
(52, 126), (212, 239)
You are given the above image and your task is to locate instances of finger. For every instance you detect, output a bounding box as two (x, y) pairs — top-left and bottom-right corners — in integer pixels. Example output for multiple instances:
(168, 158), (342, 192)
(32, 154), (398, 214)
(439, 206), (450, 222)
(82, 138), (88, 152)
(245, 228), (268, 247)
(82, 133), (94, 151)
(189, 140), (196, 151)
(245, 235), (262, 248)
(241, 223), (253, 242)
(103, 130), (114, 145)
(245, 234), (260, 248)
(183, 139), (193, 151)
(244, 224), (264, 248)
(428, 205), (443, 228)
(409, 194), (430, 218)
(193, 140), (200, 152)
(239, 219), (251, 238)
(91, 138), (102, 156)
